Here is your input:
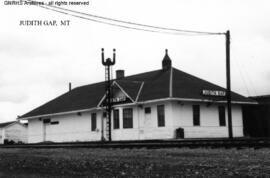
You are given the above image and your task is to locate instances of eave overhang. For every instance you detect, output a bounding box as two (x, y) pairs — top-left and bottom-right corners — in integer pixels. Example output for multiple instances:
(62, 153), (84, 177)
(19, 97), (257, 120)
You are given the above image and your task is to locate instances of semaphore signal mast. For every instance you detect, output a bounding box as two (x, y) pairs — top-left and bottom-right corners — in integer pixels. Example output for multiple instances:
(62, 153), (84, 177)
(101, 48), (115, 141)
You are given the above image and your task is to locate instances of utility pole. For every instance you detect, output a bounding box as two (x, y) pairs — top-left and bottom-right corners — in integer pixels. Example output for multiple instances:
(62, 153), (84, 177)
(226, 30), (233, 139)
(102, 48), (115, 142)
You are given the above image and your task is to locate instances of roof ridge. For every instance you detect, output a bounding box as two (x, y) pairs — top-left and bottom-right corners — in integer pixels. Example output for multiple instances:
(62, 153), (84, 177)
(73, 69), (162, 90)
(135, 82), (144, 102)
(72, 81), (105, 90)
(123, 69), (162, 79)
(169, 67), (173, 97)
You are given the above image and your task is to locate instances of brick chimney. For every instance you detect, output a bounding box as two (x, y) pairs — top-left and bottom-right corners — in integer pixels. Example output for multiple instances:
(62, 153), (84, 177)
(116, 70), (125, 79)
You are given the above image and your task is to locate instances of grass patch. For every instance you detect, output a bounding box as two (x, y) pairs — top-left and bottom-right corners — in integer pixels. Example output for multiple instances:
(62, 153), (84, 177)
(0, 148), (269, 177)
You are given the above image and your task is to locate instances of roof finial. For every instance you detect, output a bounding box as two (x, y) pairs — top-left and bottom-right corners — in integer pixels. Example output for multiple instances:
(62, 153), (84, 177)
(162, 49), (172, 70)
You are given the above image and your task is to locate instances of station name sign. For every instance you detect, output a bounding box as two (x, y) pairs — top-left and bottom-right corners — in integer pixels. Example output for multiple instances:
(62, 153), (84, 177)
(111, 96), (127, 103)
(102, 96), (128, 107)
(202, 90), (226, 97)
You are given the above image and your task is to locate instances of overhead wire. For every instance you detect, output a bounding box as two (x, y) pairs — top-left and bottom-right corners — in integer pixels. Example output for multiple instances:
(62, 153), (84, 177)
(24, 0), (224, 36)
(240, 59), (258, 96)
(230, 38), (253, 96)
(242, 53), (258, 96)
(232, 56), (251, 96)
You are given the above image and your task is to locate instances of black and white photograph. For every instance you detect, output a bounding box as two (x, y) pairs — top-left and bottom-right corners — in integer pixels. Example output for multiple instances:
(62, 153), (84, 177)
(0, 0), (270, 177)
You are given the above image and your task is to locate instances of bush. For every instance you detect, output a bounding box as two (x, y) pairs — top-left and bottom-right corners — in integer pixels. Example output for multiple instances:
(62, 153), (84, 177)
(4, 139), (15, 145)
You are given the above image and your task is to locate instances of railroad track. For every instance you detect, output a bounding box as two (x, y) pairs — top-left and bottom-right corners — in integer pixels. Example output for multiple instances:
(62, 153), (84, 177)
(0, 138), (269, 149)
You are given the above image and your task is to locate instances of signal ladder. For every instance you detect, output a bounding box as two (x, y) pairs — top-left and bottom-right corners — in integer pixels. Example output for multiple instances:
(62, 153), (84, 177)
(101, 48), (115, 141)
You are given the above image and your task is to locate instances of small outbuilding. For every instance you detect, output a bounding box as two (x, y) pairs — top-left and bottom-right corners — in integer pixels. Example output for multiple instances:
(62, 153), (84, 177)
(0, 121), (28, 144)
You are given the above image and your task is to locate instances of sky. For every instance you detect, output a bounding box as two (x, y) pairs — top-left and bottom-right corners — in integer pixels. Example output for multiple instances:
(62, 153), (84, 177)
(0, 0), (270, 122)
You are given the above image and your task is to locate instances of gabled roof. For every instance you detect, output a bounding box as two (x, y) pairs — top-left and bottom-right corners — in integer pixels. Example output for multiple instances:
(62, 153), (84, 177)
(0, 121), (17, 128)
(115, 81), (143, 101)
(97, 81), (142, 106)
(20, 53), (256, 119)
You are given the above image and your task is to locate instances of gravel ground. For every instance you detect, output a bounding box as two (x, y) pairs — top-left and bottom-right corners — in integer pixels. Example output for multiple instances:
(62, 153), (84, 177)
(0, 147), (269, 177)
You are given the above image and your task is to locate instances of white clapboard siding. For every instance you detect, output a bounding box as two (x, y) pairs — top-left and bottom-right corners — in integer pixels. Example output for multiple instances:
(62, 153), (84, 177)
(0, 123), (28, 144)
(27, 101), (244, 143)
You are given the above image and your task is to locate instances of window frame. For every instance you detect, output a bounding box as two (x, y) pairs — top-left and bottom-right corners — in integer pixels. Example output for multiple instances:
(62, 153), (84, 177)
(193, 105), (200, 126)
(43, 118), (51, 124)
(145, 107), (151, 114)
(157, 105), (165, 127)
(123, 108), (133, 129)
(91, 113), (97, 131)
(113, 109), (120, 129)
(218, 106), (226, 126)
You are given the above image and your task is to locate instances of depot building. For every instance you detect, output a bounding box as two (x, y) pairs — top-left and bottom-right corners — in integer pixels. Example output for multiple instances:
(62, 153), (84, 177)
(19, 50), (256, 143)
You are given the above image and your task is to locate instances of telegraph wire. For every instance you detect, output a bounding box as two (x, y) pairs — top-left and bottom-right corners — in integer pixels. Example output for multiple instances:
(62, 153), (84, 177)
(24, 0), (224, 36)
(232, 56), (251, 96)
(243, 55), (258, 96)
(230, 38), (250, 96)
(231, 38), (257, 96)
(42, 1), (223, 35)
(38, 4), (201, 36)
(245, 69), (258, 96)
(240, 60), (258, 96)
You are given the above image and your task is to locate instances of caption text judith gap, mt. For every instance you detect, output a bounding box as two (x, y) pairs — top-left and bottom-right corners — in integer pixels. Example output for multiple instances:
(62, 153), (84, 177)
(19, 20), (70, 26)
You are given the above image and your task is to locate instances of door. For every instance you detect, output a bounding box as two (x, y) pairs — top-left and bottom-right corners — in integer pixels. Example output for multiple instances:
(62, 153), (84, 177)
(43, 123), (50, 142)
(143, 110), (152, 139)
(101, 114), (109, 141)
(43, 119), (51, 142)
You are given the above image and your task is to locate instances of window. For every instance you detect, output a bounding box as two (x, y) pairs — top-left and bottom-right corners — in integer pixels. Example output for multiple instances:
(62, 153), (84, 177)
(113, 109), (120, 129)
(145, 107), (151, 114)
(157, 105), (165, 127)
(43, 118), (51, 124)
(91, 113), (97, 131)
(218, 106), (226, 126)
(193, 105), (200, 126)
(123, 108), (133, 128)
